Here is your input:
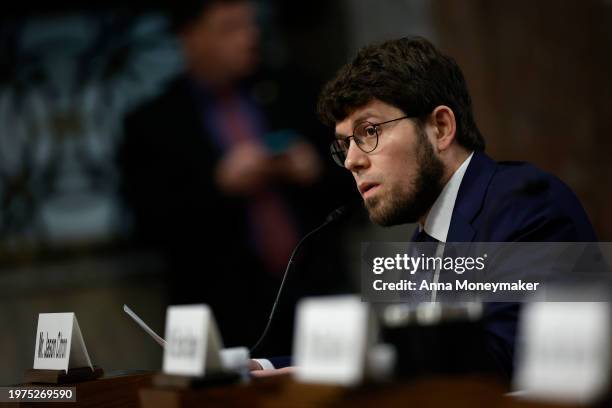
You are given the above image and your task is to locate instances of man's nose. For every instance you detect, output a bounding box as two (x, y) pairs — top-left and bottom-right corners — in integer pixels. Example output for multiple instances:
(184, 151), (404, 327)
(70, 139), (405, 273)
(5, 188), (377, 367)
(344, 141), (369, 172)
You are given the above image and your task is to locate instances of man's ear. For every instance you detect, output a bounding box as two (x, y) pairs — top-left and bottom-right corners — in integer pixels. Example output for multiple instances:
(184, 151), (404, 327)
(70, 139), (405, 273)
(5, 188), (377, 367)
(430, 105), (456, 152)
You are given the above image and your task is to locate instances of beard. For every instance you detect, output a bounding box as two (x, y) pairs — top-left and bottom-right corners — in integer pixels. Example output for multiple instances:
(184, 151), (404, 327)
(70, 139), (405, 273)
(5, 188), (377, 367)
(364, 128), (445, 227)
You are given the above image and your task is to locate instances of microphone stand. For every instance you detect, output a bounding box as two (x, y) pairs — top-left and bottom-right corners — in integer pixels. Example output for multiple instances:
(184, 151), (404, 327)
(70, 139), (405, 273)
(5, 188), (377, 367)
(250, 205), (347, 354)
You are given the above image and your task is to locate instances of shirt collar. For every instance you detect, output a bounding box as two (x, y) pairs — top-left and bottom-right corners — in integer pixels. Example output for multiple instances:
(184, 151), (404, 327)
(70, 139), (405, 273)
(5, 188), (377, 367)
(421, 152), (474, 243)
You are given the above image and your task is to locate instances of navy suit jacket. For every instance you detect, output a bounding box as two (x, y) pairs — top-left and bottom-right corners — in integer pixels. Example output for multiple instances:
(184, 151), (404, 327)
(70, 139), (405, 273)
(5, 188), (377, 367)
(444, 150), (596, 378)
(270, 151), (597, 374)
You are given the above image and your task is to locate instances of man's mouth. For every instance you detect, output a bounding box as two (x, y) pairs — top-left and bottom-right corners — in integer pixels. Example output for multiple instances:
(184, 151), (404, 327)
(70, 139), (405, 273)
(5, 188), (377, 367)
(358, 182), (380, 198)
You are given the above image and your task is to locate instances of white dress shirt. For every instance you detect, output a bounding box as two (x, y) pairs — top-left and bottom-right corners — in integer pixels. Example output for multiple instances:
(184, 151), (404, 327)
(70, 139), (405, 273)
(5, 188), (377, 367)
(421, 151), (474, 243)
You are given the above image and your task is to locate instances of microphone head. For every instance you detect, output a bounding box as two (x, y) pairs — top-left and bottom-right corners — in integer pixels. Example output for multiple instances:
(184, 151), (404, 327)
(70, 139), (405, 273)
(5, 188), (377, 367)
(325, 205), (348, 223)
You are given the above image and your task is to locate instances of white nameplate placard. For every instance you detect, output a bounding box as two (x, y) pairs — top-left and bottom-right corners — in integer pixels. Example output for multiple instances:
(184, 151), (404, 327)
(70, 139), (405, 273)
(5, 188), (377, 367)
(162, 304), (224, 377)
(293, 295), (375, 385)
(33, 313), (93, 372)
(514, 302), (610, 403)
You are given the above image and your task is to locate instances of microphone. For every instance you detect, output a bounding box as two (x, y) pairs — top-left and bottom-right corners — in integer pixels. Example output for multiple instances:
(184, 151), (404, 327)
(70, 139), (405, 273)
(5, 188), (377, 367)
(249, 204), (349, 354)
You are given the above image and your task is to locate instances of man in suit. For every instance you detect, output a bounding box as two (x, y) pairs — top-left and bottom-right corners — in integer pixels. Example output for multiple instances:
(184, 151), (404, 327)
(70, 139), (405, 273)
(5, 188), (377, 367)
(251, 36), (597, 377)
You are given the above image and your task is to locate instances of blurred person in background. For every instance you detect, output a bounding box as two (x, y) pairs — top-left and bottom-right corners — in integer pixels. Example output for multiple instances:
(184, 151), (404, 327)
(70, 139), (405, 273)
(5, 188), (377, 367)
(119, 0), (351, 354)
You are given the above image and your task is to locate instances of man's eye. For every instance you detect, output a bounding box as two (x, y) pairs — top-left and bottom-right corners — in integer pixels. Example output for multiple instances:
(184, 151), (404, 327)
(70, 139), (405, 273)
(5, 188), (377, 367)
(365, 126), (377, 137)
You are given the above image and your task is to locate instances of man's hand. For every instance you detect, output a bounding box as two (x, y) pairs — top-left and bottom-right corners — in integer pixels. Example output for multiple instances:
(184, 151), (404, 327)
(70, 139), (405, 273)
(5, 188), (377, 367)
(215, 142), (272, 196)
(215, 139), (322, 196)
(279, 141), (322, 185)
(251, 367), (295, 378)
(248, 359), (295, 377)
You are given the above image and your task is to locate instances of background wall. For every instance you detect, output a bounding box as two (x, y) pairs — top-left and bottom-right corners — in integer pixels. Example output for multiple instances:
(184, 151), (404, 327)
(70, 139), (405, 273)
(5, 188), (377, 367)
(433, 0), (612, 239)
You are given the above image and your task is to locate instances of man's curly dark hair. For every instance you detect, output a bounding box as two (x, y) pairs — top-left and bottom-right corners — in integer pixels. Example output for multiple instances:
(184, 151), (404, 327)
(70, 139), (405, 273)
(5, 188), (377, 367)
(317, 36), (485, 151)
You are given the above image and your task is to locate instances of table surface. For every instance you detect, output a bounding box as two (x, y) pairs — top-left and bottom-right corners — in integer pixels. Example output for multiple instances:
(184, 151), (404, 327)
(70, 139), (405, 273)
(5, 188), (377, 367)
(1, 372), (609, 408)
(1, 371), (154, 408)
(140, 374), (606, 408)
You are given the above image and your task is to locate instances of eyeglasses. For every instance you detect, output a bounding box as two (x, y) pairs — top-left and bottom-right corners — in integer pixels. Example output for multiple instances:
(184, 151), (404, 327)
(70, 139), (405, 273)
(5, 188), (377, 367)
(330, 116), (410, 167)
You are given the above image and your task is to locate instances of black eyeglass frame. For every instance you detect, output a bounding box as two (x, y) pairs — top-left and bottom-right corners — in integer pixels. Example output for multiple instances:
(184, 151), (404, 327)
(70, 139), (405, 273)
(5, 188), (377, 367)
(330, 115), (411, 167)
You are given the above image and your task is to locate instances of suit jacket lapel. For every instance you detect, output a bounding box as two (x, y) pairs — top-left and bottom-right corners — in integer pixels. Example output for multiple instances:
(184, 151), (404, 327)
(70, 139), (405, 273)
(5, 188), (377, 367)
(447, 151), (497, 242)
